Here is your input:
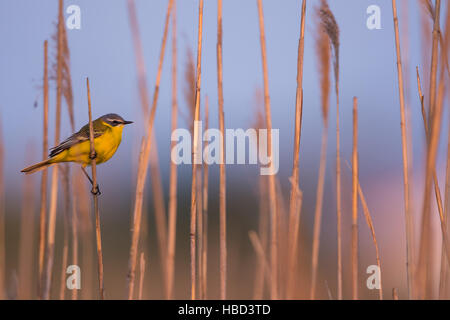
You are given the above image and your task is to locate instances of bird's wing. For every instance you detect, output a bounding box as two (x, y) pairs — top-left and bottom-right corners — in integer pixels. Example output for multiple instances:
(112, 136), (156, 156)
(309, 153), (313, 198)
(49, 122), (104, 158)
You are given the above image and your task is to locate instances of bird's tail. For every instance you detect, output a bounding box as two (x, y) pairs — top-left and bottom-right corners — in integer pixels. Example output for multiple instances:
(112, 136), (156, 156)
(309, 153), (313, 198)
(21, 159), (55, 174)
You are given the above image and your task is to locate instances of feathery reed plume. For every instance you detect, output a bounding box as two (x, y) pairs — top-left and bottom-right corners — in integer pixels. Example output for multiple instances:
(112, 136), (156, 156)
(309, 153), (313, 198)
(256, 0), (279, 299)
(38, 40), (49, 299)
(391, 0), (414, 299)
(201, 96), (210, 300)
(166, 0), (178, 300)
(217, 0), (227, 300)
(184, 49), (196, 133)
(138, 252), (146, 300)
(418, 0), (442, 299)
(18, 148), (36, 299)
(286, 0), (306, 300)
(310, 0), (331, 299)
(319, 0), (342, 300)
(0, 117), (4, 300)
(126, 0), (173, 299)
(351, 97), (359, 300)
(189, 0), (204, 300)
(86, 78), (104, 300)
(43, 0), (65, 299)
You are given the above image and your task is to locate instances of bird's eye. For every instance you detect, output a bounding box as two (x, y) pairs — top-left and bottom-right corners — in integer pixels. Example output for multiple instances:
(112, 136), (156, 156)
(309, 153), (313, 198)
(112, 120), (120, 126)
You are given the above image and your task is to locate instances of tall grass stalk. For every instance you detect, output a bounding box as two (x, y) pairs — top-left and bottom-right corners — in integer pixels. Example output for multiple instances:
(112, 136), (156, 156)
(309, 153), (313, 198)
(310, 0), (331, 299)
(166, 0), (178, 300)
(18, 150), (35, 299)
(217, 0), (227, 300)
(86, 78), (104, 300)
(38, 40), (49, 299)
(189, 0), (204, 300)
(286, 0), (306, 300)
(43, 0), (64, 299)
(418, 0), (442, 299)
(201, 96), (210, 299)
(391, 0), (414, 299)
(256, 0), (279, 299)
(351, 97), (359, 300)
(138, 252), (146, 300)
(126, 0), (173, 299)
(356, 169), (383, 300)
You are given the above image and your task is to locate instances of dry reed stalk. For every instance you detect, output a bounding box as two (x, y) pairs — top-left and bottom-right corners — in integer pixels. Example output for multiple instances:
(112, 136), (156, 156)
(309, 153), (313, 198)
(166, 0), (178, 300)
(0, 118), (4, 300)
(428, 0), (441, 118)
(138, 252), (146, 300)
(189, 0), (204, 300)
(358, 184), (383, 300)
(126, 0), (173, 299)
(351, 97), (359, 300)
(418, 0), (443, 299)
(70, 175), (79, 300)
(443, 121), (450, 299)
(196, 163), (203, 299)
(256, 0), (279, 300)
(318, 0), (342, 300)
(310, 0), (331, 299)
(43, 0), (64, 299)
(391, 0), (414, 299)
(201, 96), (210, 300)
(393, 288), (399, 300)
(86, 78), (104, 300)
(249, 231), (271, 291)
(59, 166), (71, 300)
(149, 132), (168, 288)
(416, 67), (450, 292)
(346, 159), (383, 300)
(254, 174), (269, 299)
(18, 150), (36, 299)
(216, 0), (227, 300)
(286, 0), (306, 300)
(38, 40), (49, 299)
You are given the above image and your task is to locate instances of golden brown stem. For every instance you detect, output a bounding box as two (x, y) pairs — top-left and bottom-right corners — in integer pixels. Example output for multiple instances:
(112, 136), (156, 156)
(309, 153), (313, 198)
(86, 78), (104, 300)
(287, 0), (306, 300)
(189, 0), (204, 300)
(38, 40), (49, 299)
(126, 0), (173, 299)
(392, 0), (414, 299)
(256, 0), (279, 300)
(166, 0), (178, 300)
(138, 252), (146, 300)
(351, 97), (359, 300)
(217, 0), (227, 300)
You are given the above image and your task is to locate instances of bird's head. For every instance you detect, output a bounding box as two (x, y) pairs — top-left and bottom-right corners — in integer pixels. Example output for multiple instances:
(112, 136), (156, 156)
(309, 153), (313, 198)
(100, 113), (133, 127)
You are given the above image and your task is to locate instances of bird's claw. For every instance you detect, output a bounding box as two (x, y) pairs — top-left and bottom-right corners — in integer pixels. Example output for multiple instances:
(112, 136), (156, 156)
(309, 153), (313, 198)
(89, 151), (97, 160)
(91, 185), (101, 196)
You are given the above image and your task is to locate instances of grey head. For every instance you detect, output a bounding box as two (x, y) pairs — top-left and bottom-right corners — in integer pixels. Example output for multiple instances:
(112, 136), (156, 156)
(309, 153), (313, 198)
(100, 113), (133, 127)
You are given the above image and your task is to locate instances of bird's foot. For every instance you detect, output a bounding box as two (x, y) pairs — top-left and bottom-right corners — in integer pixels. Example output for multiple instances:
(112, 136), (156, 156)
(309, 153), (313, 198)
(91, 185), (101, 196)
(89, 151), (98, 161)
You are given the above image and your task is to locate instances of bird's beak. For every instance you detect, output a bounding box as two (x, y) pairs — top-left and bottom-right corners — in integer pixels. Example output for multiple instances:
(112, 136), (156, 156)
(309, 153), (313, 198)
(123, 120), (133, 125)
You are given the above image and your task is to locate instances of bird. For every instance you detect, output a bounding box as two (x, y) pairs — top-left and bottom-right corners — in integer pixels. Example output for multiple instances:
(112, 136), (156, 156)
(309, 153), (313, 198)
(21, 113), (133, 175)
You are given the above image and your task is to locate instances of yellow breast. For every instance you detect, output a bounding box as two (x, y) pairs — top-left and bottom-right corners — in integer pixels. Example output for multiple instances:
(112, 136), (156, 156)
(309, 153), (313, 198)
(52, 125), (124, 166)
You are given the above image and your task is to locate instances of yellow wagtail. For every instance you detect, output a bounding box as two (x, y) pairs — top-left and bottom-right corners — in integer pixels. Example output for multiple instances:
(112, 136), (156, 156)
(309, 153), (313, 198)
(21, 113), (133, 175)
